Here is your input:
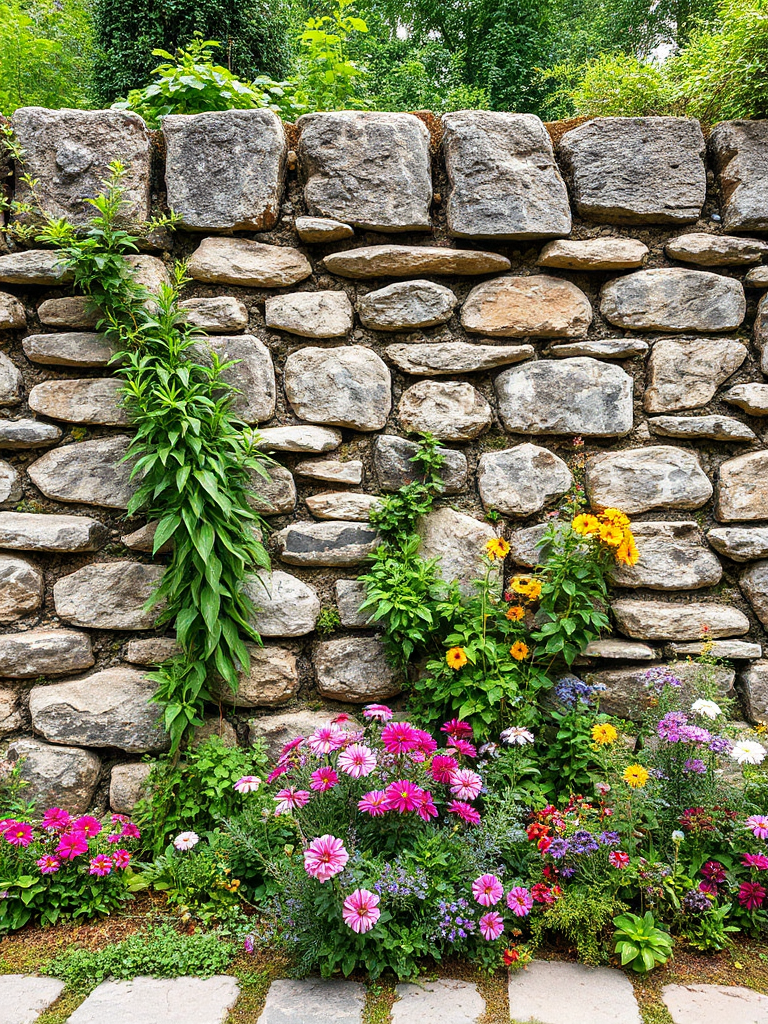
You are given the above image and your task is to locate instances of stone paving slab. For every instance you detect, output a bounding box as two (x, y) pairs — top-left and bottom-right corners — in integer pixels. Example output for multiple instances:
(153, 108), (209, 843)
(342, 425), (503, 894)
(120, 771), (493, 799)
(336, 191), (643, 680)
(662, 983), (768, 1024)
(258, 978), (365, 1023)
(392, 978), (485, 1024)
(508, 961), (641, 1024)
(64, 975), (240, 1024)
(0, 975), (65, 1024)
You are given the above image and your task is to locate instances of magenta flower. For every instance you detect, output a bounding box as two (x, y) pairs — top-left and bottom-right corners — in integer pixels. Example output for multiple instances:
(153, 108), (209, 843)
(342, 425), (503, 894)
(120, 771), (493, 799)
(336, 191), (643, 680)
(701, 860), (727, 884)
(342, 888), (381, 933)
(472, 874), (503, 906)
(415, 790), (438, 822)
(37, 855), (60, 875)
(41, 807), (71, 831)
(358, 790), (392, 816)
(506, 886), (533, 917)
(479, 911), (504, 941)
(73, 815), (102, 838)
(430, 754), (459, 784)
(112, 848), (131, 869)
(234, 776), (261, 794)
(738, 881), (767, 910)
(280, 736), (306, 758)
(4, 823), (33, 847)
(412, 729), (437, 757)
(306, 726), (348, 756)
(89, 854), (113, 877)
(338, 743), (376, 778)
(120, 822), (140, 840)
(363, 704), (393, 721)
(107, 833), (122, 844)
(746, 815), (768, 840)
(267, 764), (290, 784)
(441, 718), (474, 740)
(384, 779), (422, 813)
(274, 787), (311, 815)
(56, 831), (89, 860)
(447, 738), (477, 758)
(743, 853), (768, 870)
(449, 768), (482, 801)
(447, 800), (481, 825)
(111, 813), (128, 824)
(303, 835), (349, 882)
(310, 766), (339, 792)
(609, 851), (630, 869)
(381, 722), (420, 754)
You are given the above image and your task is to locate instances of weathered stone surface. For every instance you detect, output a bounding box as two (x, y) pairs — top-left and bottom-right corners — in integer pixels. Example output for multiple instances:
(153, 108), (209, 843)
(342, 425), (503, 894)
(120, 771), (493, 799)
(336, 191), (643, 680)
(0, 290), (26, 329)
(0, 418), (62, 449)
(0, 249), (72, 285)
(666, 233), (767, 265)
(0, 352), (22, 405)
(220, 645), (299, 707)
(246, 570), (320, 637)
(644, 337), (747, 413)
(374, 434), (467, 494)
(294, 459), (363, 485)
(0, 461), (21, 508)
(612, 521), (723, 590)
(323, 245), (511, 279)
(398, 381), (492, 440)
(255, 425), (343, 453)
(741, 561), (768, 628)
(248, 710), (347, 760)
(418, 507), (498, 595)
(649, 415), (756, 442)
(295, 216), (354, 243)
(508, 960), (641, 1024)
(306, 491), (380, 521)
(0, 686), (22, 735)
(336, 579), (375, 627)
(188, 237), (312, 287)
(66, 976), (240, 1024)
(595, 661), (735, 720)
(601, 269), (746, 332)
(745, 266), (768, 288)
(37, 296), (99, 328)
(0, 628), (93, 678)
(546, 338), (649, 359)
(121, 520), (171, 555)
(662, 983), (768, 1024)
(127, 254), (170, 296)
(507, 523), (549, 567)
(284, 346), (391, 431)
(462, 274), (592, 338)
(265, 290), (353, 338)
(0, 556), (43, 622)
(708, 527), (768, 562)
(298, 111), (431, 231)
(12, 107), (151, 226)
(0, 975), (65, 1024)
(586, 446), (713, 513)
(538, 237), (649, 270)
(612, 598), (750, 640)
(723, 383), (768, 415)
(124, 637), (180, 665)
(668, 640), (762, 659)
(258, 978), (364, 1024)
(54, 561), (164, 630)
(496, 357), (633, 436)
(192, 334), (275, 424)
(28, 435), (136, 508)
(357, 280), (457, 330)
(741, 660), (768, 721)
(717, 451), (768, 521)
(393, 979), (485, 1024)
(385, 341), (534, 376)
(30, 667), (169, 752)
(710, 120), (768, 231)
(582, 639), (657, 660)
(558, 117), (706, 224)
(477, 444), (572, 516)
(22, 331), (118, 367)
(178, 296), (248, 333)
(6, 737), (101, 814)
(110, 762), (152, 814)
(276, 521), (379, 567)
(755, 292), (768, 376)
(442, 111), (570, 240)
(314, 637), (402, 702)
(248, 463), (296, 515)
(164, 109), (285, 231)
(192, 716), (238, 749)
(28, 378), (129, 426)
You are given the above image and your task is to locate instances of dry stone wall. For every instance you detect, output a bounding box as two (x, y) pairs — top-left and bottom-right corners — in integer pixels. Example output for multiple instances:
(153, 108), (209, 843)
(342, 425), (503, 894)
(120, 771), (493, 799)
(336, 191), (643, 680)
(1, 107), (768, 813)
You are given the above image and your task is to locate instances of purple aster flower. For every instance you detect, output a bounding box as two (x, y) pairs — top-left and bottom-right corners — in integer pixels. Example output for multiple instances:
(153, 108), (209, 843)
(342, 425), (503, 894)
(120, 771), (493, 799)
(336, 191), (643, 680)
(548, 838), (570, 860)
(598, 830), (621, 846)
(657, 712), (688, 742)
(683, 758), (707, 775)
(570, 830), (599, 855)
(560, 865), (577, 879)
(709, 735), (732, 755)
(644, 667), (683, 692)
(678, 725), (712, 745)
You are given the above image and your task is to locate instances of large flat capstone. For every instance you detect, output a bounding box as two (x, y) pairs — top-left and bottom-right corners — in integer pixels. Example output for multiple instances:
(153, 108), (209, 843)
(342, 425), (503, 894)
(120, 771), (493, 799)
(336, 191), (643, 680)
(0, 975), (65, 1024)
(662, 983), (768, 1024)
(508, 960), (641, 1024)
(258, 978), (364, 1024)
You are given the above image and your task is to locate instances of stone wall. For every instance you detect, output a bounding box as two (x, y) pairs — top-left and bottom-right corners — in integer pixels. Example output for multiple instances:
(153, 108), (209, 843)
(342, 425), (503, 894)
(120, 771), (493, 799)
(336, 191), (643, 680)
(1, 106), (768, 813)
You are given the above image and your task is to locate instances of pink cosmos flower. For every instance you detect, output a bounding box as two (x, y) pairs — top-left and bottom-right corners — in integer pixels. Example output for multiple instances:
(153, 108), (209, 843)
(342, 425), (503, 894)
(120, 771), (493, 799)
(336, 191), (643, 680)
(342, 888), (381, 933)
(267, 764), (290, 784)
(479, 911), (505, 941)
(120, 822), (140, 840)
(41, 807), (71, 831)
(738, 881), (767, 910)
(274, 787), (311, 815)
(0, 818), (17, 832)
(332, 713), (352, 725)
(441, 718), (474, 740)
(358, 790), (392, 816)
(447, 739), (477, 758)
(411, 729), (437, 757)
(280, 736), (305, 759)
(37, 855), (60, 875)
(73, 815), (102, 838)
(743, 853), (768, 870)
(506, 886), (533, 917)
(310, 766), (339, 792)
(234, 776), (261, 794)
(447, 800), (481, 825)
(384, 779), (422, 813)
(89, 854), (113, 877)
(472, 874), (504, 906)
(112, 848), (131, 869)
(303, 835), (349, 882)
(363, 704), (393, 721)
(381, 722), (420, 754)
(449, 768), (482, 802)
(338, 744), (377, 778)
(609, 851), (630, 869)
(746, 815), (768, 840)
(4, 823), (33, 847)
(430, 754), (459, 784)
(306, 726), (348, 756)
(415, 790), (438, 822)
(56, 831), (89, 860)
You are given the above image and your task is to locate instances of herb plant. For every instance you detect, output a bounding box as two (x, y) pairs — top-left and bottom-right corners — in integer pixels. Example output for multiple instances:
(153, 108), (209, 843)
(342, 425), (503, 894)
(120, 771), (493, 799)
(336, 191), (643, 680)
(612, 911), (674, 972)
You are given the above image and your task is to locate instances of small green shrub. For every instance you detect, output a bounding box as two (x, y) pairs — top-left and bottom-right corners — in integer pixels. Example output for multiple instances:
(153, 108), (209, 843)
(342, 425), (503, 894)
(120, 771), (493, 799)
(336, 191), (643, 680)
(316, 607), (341, 637)
(613, 911), (674, 972)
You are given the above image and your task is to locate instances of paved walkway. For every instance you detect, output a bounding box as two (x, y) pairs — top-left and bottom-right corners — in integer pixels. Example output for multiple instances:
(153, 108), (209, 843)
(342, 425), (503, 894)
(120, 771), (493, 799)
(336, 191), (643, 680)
(2, 962), (768, 1024)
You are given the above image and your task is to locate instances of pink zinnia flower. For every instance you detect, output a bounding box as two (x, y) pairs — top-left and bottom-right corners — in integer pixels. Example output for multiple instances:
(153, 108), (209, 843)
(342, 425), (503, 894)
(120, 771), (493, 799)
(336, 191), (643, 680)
(111, 813), (128, 823)
(112, 848), (131, 869)
(430, 754), (459, 784)
(472, 874), (503, 906)
(449, 768), (482, 801)
(381, 722), (420, 754)
(56, 831), (89, 860)
(412, 729), (437, 757)
(447, 800), (481, 825)
(746, 815), (768, 840)
(479, 911), (504, 941)
(384, 779), (422, 813)
(274, 787), (311, 815)
(363, 704), (393, 721)
(267, 764), (290, 784)
(342, 888), (381, 933)
(107, 833), (122, 844)
(415, 790), (438, 822)
(338, 743), (377, 778)
(440, 718), (473, 740)
(743, 853), (768, 870)
(310, 766), (339, 792)
(609, 851), (630, 869)
(303, 835), (349, 882)
(234, 776), (261, 794)
(4, 823), (33, 847)
(89, 854), (112, 877)
(306, 726), (348, 755)
(37, 855), (60, 875)
(358, 790), (391, 816)
(447, 738), (477, 758)
(507, 886), (533, 917)
(41, 807), (71, 831)
(738, 881), (767, 910)
(73, 815), (102, 838)
(120, 822), (140, 840)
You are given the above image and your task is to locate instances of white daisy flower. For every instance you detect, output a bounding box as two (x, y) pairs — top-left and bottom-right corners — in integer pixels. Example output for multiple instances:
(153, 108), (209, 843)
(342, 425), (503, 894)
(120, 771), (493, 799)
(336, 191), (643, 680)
(233, 775), (261, 794)
(691, 699), (722, 720)
(173, 831), (200, 851)
(730, 740), (766, 766)
(500, 726), (534, 747)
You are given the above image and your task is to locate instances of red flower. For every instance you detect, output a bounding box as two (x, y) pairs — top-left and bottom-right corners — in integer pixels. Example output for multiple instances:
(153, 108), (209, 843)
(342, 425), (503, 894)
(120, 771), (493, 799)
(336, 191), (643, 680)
(609, 851), (630, 869)
(526, 823), (551, 843)
(503, 947), (521, 965)
(701, 860), (727, 884)
(537, 836), (552, 853)
(531, 883), (555, 904)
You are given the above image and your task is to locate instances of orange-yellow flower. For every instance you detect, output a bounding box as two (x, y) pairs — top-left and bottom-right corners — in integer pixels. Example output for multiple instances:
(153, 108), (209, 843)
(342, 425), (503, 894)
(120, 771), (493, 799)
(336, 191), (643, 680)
(601, 507), (630, 529)
(525, 579), (542, 601)
(572, 513), (600, 536)
(486, 537), (511, 561)
(592, 723), (618, 746)
(615, 532), (639, 566)
(599, 523), (624, 547)
(506, 605), (525, 622)
(446, 647), (468, 670)
(510, 641), (530, 661)
(510, 575), (533, 595)
(623, 764), (649, 789)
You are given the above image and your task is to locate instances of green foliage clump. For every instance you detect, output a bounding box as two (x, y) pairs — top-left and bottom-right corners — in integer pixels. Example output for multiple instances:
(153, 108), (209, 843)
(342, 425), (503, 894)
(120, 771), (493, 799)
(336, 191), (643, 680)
(613, 911), (674, 972)
(294, 0), (371, 111)
(315, 606), (341, 636)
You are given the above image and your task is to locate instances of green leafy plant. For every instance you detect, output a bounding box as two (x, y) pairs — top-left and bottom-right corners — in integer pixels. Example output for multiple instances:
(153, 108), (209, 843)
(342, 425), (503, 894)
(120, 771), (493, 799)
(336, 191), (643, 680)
(294, 0), (371, 111)
(613, 911), (674, 972)
(315, 607), (341, 637)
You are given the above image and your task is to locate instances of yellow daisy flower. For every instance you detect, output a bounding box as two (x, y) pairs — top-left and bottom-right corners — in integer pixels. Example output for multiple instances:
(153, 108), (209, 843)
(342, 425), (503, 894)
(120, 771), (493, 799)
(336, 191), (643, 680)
(599, 523), (624, 547)
(623, 764), (650, 789)
(615, 532), (639, 566)
(572, 513), (600, 536)
(509, 641), (530, 661)
(592, 723), (618, 745)
(525, 579), (542, 601)
(446, 647), (468, 670)
(510, 575), (533, 595)
(486, 537), (511, 561)
(506, 605), (525, 622)
(601, 508), (630, 529)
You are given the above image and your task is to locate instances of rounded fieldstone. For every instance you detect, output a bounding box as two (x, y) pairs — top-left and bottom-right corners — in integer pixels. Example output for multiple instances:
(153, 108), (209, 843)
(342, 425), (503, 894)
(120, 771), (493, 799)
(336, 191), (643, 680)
(295, 216), (354, 243)
(0, 513), (107, 554)
(0, 249), (72, 285)
(193, 334), (275, 424)
(265, 291), (353, 338)
(28, 378), (129, 425)
(188, 236), (312, 287)
(0, 461), (21, 508)
(178, 296), (248, 333)
(0, 419), (62, 449)
(249, 710), (349, 759)
(722, 383), (768, 416)
(547, 338), (649, 359)
(0, 290), (27, 328)
(462, 274), (592, 338)
(357, 280), (457, 330)
(600, 269), (746, 332)
(477, 444), (572, 516)
(398, 381), (492, 441)
(305, 491), (380, 521)
(313, 636), (402, 702)
(22, 332), (118, 368)
(284, 345), (391, 431)
(611, 521), (723, 590)
(248, 463), (297, 515)
(294, 459), (363, 485)
(385, 342), (534, 376)
(740, 561), (768, 629)
(255, 426), (343, 453)
(53, 561), (164, 630)
(707, 527), (768, 562)
(0, 351), (23, 406)
(418, 507), (499, 595)
(110, 762), (152, 814)
(717, 451), (768, 522)
(0, 686), (22, 735)
(711, 120), (768, 231)
(594, 662), (735, 720)
(28, 435), (136, 508)
(0, 628), (94, 678)
(246, 570), (321, 637)
(665, 233), (767, 265)
(7, 737), (101, 814)
(741, 660), (768, 722)
(586, 446), (713, 514)
(221, 645), (299, 707)
(373, 434), (467, 494)
(649, 415), (756, 442)
(538, 237), (649, 270)
(124, 637), (181, 665)
(323, 245), (511, 279)
(644, 337), (747, 413)
(37, 296), (99, 328)
(0, 555), (43, 623)
(275, 521), (380, 567)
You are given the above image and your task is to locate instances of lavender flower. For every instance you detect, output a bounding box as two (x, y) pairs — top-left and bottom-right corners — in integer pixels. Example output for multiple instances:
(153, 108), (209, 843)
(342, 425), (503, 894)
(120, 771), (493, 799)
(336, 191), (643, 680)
(548, 838), (570, 860)
(555, 676), (606, 709)
(598, 830), (621, 847)
(569, 830), (599, 855)
(683, 758), (707, 775)
(644, 667), (683, 692)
